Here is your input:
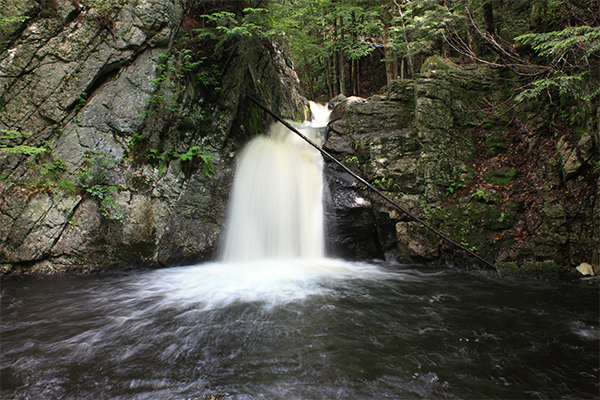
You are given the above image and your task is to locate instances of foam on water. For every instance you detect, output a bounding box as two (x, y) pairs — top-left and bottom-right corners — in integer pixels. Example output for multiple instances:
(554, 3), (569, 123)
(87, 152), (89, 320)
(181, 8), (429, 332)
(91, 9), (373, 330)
(137, 259), (397, 310)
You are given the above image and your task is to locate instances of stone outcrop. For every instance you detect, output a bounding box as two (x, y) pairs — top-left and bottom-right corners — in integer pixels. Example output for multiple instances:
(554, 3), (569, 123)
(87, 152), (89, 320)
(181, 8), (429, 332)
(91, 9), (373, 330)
(324, 56), (599, 279)
(1, 0), (307, 273)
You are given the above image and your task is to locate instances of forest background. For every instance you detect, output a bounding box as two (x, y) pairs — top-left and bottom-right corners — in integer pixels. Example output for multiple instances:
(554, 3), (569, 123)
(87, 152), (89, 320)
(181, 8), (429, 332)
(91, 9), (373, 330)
(189, 0), (599, 108)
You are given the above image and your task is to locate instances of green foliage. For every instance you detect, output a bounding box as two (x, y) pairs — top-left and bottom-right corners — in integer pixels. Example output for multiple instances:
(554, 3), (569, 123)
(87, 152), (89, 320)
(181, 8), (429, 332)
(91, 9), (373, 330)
(128, 133), (147, 149)
(78, 151), (118, 187)
(57, 178), (77, 195)
(483, 169), (517, 185)
(40, 158), (67, 180)
(0, 15), (29, 27)
(78, 151), (124, 221)
(514, 71), (595, 102)
(390, 0), (453, 58)
(143, 48), (220, 121)
(0, 130), (48, 156)
(372, 176), (394, 189)
(516, 26), (600, 60)
(147, 146), (215, 177)
(195, 8), (270, 57)
(515, 26), (600, 104)
(345, 155), (360, 166)
(74, 93), (88, 111)
(86, 184), (124, 222)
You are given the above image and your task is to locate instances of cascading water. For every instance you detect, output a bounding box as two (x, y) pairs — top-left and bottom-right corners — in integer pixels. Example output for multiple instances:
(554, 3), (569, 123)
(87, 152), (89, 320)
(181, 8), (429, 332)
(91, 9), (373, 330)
(220, 101), (331, 262)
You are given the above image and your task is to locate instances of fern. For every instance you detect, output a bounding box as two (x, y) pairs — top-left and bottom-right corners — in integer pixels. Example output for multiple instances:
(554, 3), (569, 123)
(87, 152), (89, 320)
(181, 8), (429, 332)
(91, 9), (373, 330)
(0, 130), (47, 156)
(515, 26), (599, 103)
(515, 26), (600, 59)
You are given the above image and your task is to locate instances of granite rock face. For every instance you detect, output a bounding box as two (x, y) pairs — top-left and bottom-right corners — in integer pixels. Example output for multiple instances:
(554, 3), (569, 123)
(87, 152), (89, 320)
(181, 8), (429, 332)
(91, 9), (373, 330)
(0, 0), (307, 273)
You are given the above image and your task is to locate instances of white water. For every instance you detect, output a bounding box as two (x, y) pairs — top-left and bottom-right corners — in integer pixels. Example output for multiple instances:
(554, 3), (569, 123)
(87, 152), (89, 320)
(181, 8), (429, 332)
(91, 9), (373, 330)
(139, 259), (398, 310)
(185, 101), (400, 308)
(220, 101), (332, 263)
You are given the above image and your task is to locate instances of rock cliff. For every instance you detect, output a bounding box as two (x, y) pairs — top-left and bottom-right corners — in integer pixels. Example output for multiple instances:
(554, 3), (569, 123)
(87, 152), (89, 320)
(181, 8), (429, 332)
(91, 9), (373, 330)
(324, 56), (599, 279)
(1, 3), (598, 280)
(0, 0), (306, 273)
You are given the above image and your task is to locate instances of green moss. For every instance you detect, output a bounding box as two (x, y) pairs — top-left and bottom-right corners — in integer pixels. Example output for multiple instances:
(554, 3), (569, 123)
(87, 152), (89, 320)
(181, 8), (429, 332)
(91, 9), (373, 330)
(179, 116), (196, 130)
(471, 188), (501, 204)
(245, 104), (263, 136)
(500, 261), (573, 280)
(496, 261), (519, 276)
(521, 262), (538, 275)
(537, 261), (566, 279)
(421, 55), (454, 73)
(296, 104), (309, 123)
(485, 133), (510, 157)
(117, 240), (155, 258)
(484, 169), (518, 185)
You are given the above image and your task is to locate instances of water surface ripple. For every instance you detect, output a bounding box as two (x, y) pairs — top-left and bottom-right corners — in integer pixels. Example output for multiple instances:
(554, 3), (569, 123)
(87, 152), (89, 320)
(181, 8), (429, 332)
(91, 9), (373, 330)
(1, 261), (598, 399)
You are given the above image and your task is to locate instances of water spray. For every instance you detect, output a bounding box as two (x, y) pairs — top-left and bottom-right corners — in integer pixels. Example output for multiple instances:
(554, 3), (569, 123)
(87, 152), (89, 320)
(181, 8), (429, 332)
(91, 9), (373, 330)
(246, 95), (497, 271)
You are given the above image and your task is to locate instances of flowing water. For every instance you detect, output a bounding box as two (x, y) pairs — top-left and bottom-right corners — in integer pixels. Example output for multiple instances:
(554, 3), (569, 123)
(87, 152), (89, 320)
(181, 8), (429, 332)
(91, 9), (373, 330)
(2, 103), (599, 399)
(1, 263), (598, 399)
(220, 102), (330, 262)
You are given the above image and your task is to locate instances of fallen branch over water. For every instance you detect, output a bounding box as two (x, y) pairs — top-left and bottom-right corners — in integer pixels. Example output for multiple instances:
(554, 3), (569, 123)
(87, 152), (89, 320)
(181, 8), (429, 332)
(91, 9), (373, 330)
(247, 95), (497, 271)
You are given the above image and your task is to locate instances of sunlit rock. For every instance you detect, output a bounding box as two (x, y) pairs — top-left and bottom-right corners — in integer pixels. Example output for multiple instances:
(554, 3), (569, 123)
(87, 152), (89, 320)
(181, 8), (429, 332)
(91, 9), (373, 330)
(576, 262), (594, 276)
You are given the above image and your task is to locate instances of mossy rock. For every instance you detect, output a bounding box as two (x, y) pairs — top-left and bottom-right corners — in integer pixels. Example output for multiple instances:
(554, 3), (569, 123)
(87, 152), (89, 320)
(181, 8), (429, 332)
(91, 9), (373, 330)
(179, 116), (196, 130)
(498, 261), (576, 280)
(388, 79), (416, 105)
(421, 55), (456, 73)
(485, 133), (510, 157)
(496, 261), (519, 276)
(117, 240), (156, 259)
(471, 188), (502, 204)
(245, 104), (263, 136)
(484, 169), (517, 185)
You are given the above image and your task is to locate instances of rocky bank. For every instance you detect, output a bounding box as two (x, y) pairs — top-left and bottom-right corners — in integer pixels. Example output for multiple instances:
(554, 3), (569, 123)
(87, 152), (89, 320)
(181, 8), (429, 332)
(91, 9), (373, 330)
(324, 56), (599, 279)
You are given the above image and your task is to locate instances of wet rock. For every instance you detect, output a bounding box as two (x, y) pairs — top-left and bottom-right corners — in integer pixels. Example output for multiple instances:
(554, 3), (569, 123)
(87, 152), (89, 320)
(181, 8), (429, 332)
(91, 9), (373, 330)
(396, 221), (440, 261)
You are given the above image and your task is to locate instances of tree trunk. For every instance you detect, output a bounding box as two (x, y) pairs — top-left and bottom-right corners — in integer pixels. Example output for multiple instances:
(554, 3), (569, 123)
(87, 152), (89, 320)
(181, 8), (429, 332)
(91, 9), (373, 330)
(338, 15), (346, 96)
(355, 58), (360, 96)
(483, 1), (496, 35)
(400, 57), (405, 80)
(332, 18), (340, 95)
(381, 9), (395, 91)
(338, 49), (346, 96)
(303, 55), (315, 100)
(391, 0), (414, 79)
(324, 56), (334, 99)
(461, 0), (478, 56)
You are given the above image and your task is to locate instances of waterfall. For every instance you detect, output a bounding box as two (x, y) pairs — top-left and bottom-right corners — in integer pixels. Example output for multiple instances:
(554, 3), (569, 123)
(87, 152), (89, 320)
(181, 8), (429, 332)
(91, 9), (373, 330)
(220, 102), (331, 262)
